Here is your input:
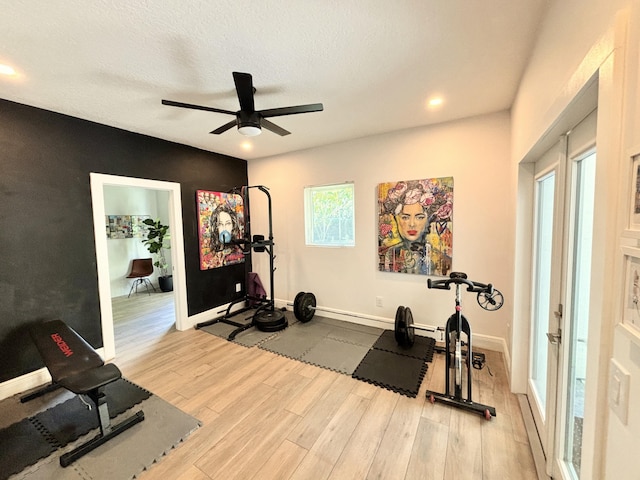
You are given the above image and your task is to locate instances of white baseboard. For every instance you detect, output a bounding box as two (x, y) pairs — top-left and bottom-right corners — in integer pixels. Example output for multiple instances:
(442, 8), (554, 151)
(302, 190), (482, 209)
(0, 347), (106, 401)
(185, 300), (250, 330)
(0, 368), (51, 401)
(275, 297), (510, 360)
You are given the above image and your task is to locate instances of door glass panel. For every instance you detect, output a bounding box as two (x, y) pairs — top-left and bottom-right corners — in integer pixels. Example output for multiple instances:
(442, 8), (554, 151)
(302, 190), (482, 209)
(531, 172), (555, 415)
(563, 152), (595, 478)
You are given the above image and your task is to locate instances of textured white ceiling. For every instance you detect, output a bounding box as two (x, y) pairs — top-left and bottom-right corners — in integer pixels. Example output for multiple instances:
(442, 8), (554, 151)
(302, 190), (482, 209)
(0, 1), (547, 160)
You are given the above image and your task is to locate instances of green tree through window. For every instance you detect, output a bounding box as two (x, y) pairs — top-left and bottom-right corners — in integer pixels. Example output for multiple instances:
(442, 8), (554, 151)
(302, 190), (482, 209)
(304, 183), (355, 246)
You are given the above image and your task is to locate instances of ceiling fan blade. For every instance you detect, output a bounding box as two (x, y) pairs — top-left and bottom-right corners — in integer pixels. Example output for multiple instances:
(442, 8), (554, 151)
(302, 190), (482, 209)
(259, 103), (324, 118)
(210, 119), (238, 135)
(232, 72), (255, 112)
(162, 99), (235, 116)
(261, 118), (291, 136)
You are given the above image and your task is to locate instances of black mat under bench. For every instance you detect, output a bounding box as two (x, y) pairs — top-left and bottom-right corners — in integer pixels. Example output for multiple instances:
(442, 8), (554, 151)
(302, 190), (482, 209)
(0, 379), (150, 480)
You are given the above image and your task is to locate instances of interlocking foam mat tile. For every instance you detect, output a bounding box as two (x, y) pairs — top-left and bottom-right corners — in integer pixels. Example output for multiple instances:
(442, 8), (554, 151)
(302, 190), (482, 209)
(300, 337), (373, 375)
(257, 327), (322, 359)
(259, 316), (383, 369)
(352, 349), (428, 398)
(12, 395), (201, 480)
(0, 419), (56, 480)
(326, 325), (384, 347)
(0, 379), (152, 480)
(372, 330), (436, 361)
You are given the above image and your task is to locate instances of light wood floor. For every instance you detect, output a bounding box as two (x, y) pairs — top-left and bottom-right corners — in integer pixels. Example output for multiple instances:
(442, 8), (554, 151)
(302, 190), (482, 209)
(112, 293), (537, 480)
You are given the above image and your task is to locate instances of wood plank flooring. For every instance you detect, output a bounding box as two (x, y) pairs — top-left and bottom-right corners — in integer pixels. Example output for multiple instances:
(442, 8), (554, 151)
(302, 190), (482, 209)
(112, 293), (537, 480)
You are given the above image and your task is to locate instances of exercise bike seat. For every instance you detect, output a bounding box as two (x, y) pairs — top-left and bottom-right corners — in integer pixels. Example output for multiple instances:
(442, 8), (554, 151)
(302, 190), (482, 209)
(29, 319), (122, 394)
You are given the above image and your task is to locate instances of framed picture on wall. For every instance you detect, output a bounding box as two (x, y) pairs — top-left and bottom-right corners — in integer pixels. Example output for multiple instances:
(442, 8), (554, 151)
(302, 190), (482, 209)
(197, 190), (245, 270)
(377, 177), (454, 276)
(629, 154), (640, 232)
(621, 246), (640, 337)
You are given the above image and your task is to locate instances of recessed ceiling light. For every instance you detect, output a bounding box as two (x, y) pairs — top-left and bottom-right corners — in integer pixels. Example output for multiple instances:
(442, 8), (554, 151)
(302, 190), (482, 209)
(0, 64), (16, 76)
(427, 97), (444, 107)
(241, 141), (253, 151)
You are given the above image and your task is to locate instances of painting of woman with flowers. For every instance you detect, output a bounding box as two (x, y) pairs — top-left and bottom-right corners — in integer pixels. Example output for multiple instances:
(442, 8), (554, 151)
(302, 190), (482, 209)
(378, 177), (453, 276)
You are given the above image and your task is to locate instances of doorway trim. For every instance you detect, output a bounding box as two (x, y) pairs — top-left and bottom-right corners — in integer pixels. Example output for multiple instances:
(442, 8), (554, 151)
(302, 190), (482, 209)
(90, 173), (188, 360)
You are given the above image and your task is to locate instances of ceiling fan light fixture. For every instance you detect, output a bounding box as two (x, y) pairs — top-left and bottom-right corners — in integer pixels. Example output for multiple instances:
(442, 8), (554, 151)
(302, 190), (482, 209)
(238, 125), (262, 136)
(161, 72), (323, 137)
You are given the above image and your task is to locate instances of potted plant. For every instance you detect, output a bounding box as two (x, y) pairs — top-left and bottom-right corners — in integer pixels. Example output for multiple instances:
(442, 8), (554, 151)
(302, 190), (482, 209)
(142, 218), (173, 292)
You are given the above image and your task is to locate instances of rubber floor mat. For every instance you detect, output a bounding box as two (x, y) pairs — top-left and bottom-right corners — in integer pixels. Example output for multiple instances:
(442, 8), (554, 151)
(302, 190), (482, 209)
(12, 395), (201, 480)
(300, 337), (373, 374)
(259, 316), (384, 374)
(352, 349), (428, 398)
(0, 419), (56, 480)
(0, 378), (151, 480)
(372, 330), (436, 361)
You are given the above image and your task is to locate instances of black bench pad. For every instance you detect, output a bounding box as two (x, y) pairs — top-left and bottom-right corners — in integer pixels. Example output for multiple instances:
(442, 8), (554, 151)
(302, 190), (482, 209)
(29, 320), (121, 393)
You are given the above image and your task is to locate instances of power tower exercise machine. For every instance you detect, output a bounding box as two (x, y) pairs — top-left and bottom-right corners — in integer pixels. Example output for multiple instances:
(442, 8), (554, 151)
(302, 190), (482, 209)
(195, 185), (287, 339)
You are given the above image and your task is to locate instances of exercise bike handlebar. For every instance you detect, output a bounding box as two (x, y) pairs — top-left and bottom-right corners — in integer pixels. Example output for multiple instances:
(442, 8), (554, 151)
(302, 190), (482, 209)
(427, 273), (493, 294)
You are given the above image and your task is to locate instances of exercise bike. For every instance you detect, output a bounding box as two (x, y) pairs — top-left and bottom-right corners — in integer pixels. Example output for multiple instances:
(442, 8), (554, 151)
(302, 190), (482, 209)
(425, 272), (504, 420)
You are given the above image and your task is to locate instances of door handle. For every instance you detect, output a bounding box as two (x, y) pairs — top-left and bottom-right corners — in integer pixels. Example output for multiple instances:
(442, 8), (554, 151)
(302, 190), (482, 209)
(554, 304), (563, 320)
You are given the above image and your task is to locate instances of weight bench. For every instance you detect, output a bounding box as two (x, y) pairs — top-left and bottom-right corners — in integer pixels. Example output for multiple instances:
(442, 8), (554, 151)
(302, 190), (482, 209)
(25, 319), (145, 467)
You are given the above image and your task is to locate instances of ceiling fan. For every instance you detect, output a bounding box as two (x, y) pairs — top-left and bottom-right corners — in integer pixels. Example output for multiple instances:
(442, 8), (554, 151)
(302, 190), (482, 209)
(161, 72), (324, 137)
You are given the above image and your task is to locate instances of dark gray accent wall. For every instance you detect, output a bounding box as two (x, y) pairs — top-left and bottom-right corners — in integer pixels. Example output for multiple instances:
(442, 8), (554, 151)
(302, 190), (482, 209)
(0, 98), (248, 383)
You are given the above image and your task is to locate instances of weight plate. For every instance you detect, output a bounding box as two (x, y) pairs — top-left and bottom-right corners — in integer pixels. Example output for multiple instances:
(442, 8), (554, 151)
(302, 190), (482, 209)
(293, 292), (305, 320)
(255, 315), (288, 332)
(298, 292), (316, 323)
(254, 309), (287, 330)
(404, 306), (415, 347)
(394, 306), (406, 345)
(477, 288), (504, 311)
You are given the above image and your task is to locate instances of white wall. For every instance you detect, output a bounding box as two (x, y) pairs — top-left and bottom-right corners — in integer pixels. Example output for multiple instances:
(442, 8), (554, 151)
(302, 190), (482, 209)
(248, 111), (514, 351)
(511, 1), (639, 479)
(103, 185), (171, 297)
(606, 4), (640, 479)
(512, 0), (630, 161)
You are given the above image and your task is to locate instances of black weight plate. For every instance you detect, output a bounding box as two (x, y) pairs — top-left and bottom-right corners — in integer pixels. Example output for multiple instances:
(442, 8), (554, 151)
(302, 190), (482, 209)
(254, 309), (286, 330)
(298, 292), (316, 323)
(404, 306), (415, 347)
(394, 306), (406, 345)
(256, 318), (288, 332)
(293, 292), (305, 320)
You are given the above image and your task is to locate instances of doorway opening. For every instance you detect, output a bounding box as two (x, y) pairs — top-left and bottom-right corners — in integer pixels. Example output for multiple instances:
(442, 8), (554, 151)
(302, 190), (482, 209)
(90, 173), (188, 360)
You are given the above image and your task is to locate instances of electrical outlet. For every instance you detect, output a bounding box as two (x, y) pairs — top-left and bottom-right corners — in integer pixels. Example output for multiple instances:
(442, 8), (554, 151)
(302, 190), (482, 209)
(376, 296), (383, 307)
(609, 358), (630, 425)
(235, 283), (241, 293)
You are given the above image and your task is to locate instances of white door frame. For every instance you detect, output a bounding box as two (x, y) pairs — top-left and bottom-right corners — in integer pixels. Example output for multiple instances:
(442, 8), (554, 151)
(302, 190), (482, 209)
(90, 173), (188, 360)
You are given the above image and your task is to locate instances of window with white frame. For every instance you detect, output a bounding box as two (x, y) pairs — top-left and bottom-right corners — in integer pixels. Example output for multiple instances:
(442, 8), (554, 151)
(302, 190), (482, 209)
(304, 182), (355, 247)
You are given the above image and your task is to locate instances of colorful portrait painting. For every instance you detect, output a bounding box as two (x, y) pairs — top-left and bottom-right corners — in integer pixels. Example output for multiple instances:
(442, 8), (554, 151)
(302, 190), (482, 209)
(378, 177), (453, 276)
(197, 190), (245, 270)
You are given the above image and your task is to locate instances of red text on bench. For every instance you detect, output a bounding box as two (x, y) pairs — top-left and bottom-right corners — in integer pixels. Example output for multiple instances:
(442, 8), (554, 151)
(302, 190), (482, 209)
(51, 333), (74, 357)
